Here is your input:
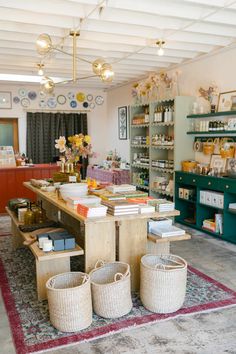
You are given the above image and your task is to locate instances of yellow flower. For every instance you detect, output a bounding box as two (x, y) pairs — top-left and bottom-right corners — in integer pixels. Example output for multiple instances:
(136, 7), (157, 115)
(55, 136), (66, 153)
(84, 135), (91, 144)
(68, 136), (73, 143)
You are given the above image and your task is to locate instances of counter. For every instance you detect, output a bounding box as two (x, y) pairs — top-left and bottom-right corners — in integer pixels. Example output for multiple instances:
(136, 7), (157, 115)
(0, 164), (59, 213)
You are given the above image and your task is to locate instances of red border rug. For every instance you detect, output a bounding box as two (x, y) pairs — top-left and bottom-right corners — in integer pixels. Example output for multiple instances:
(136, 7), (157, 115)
(1, 235), (236, 354)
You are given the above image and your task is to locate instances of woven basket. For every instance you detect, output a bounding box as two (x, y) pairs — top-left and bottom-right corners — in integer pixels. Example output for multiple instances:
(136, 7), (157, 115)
(46, 272), (92, 332)
(89, 261), (132, 318)
(140, 254), (187, 314)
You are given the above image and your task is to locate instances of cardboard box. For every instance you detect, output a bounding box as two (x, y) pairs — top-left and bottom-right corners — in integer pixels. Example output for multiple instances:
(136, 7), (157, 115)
(48, 233), (65, 251)
(178, 188), (184, 199)
(200, 190), (206, 204)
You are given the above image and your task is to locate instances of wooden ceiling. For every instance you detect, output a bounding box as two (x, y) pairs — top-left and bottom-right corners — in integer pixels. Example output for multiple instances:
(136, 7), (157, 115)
(1, 0), (236, 89)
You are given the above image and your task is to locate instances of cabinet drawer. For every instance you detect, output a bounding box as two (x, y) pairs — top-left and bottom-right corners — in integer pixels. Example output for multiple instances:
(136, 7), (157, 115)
(175, 173), (198, 186)
(218, 179), (236, 193)
(197, 176), (219, 190)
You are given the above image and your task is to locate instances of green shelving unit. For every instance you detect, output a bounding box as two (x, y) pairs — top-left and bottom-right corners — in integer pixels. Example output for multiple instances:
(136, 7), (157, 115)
(187, 110), (236, 119)
(175, 171), (236, 244)
(187, 130), (236, 135)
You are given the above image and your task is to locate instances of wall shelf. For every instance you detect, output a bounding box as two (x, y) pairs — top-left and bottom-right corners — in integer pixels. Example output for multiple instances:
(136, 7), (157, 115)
(151, 167), (174, 173)
(131, 164), (149, 169)
(152, 122), (174, 127)
(131, 145), (149, 148)
(187, 110), (236, 119)
(151, 145), (174, 150)
(187, 130), (236, 135)
(131, 124), (149, 128)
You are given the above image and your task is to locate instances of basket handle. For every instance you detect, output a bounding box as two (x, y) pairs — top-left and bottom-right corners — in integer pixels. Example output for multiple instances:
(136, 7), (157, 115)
(48, 278), (56, 288)
(82, 275), (89, 284)
(114, 270), (130, 282)
(155, 263), (185, 270)
(94, 260), (105, 269)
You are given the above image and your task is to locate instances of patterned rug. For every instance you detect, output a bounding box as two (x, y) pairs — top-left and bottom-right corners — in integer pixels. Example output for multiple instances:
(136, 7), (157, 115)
(1, 222), (236, 354)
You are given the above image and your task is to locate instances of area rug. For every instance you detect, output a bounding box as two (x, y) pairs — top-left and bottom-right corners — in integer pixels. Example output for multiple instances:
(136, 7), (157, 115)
(1, 233), (236, 354)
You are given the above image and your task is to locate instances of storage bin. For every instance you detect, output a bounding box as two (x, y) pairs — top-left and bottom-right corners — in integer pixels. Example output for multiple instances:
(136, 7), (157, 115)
(46, 272), (92, 332)
(140, 254), (187, 313)
(89, 261), (132, 318)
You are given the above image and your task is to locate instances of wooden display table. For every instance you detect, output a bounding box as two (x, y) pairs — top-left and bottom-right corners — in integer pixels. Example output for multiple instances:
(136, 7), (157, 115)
(23, 182), (182, 291)
(6, 207), (84, 301)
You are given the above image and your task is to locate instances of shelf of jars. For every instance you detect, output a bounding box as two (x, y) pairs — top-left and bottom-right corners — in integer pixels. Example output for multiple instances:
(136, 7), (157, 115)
(151, 145), (174, 150)
(151, 167), (174, 173)
(187, 114), (236, 134)
(131, 163), (149, 170)
(131, 124), (150, 128)
(130, 144), (149, 148)
(152, 121), (174, 127)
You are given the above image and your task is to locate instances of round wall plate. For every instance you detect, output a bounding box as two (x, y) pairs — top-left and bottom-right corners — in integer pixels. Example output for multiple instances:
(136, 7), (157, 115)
(83, 101), (89, 108)
(70, 100), (77, 108)
(68, 92), (75, 100)
(76, 92), (85, 102)
(18, 88), (27, 97)
(13, 96), (20, 104)
(28, 91), (37, 100)
(21, 98), (30, 108)
(47, 97), (57, 108)
(57, 95), (66, 105)
(90, 102), (95, 109)
(87, 94), (93, 102)
(39, 91), (46, 99)
(39, 99), (47, 108)
(95, 95), (104, 105)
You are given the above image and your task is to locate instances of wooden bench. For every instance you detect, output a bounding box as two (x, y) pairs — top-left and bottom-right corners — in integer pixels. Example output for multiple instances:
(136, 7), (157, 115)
(6, 207), (84, 301)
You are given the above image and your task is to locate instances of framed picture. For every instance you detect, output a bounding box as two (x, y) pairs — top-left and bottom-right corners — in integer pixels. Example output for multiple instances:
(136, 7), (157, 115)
(210, 154), (227, 172)
(226, 158), (236, 171)
(217, 90), (236, 112)
(0, 92), (12, 109)
(118, 106), (128, 140)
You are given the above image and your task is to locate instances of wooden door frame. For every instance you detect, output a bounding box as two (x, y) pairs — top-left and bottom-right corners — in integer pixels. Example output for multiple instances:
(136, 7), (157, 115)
(0, 118), (19, 152)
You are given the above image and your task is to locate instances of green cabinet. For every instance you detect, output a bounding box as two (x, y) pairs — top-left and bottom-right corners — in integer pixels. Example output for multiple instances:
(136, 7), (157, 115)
(175, 171), (236, 244)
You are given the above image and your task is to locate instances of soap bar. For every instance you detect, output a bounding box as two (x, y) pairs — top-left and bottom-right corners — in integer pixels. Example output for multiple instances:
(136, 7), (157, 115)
(62, 234), (75, 250)
(48, 233), (65, 251)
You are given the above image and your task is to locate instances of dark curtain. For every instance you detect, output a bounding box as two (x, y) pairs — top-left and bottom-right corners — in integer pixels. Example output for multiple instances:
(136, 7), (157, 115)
(26, 112), (88, 178)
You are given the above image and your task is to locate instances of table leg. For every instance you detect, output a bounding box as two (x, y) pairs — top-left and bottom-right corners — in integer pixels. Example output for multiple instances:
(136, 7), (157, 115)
(36, 257), (70, 301)
(118, 219), (147, 291)
(84, 221), (116, 273)
(11, 219), (23, 249)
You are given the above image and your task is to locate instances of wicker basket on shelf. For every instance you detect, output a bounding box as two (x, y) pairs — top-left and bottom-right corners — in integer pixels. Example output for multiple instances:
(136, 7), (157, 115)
(46, 272), (92, 332)
(89, 260), (132, 318)
(140, 254), (187, 314)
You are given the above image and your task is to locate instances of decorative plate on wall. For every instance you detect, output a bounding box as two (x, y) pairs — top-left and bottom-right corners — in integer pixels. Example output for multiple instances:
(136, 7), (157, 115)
(83, 101), (89, 108)
(18, 88), (27, 97)
(47, 97), (57, 108)
(68, 92), (75, 100)
(57, 95), (66, 105)
(39, 99), (47, 108)
(70, 100), (77, 108)
(21, 98), (30, 108)
(90, 102), (95, 109)
(76, 92), (85, 102)
(13, 96), (20, 104)
(95, 95), (104, 105)
(39, 91), (46, 99)
(28, 91), (37, 100)
(86, 94), (93, 102)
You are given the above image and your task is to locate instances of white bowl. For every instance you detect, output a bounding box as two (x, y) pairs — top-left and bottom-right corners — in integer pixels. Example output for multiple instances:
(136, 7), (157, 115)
(41, 186), (56, 192)
(60, 189), (88, 202)
(60, 183), (88, 190)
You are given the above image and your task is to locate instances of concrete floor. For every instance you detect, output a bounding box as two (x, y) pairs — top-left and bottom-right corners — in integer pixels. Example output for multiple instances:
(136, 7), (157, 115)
(1, 224), (236, 354)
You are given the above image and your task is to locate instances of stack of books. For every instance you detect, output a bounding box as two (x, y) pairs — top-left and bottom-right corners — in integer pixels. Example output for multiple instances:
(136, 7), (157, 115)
(67, 196), (101, 209)
(77, 203), (108, 218)
(106, 184), (136, 193)
(149, 218), (185, 238)
(148, 199), (175, 212)
(102, 200), (139, 216)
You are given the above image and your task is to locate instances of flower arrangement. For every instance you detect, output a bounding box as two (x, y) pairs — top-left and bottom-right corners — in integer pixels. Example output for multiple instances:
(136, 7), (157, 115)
(55, 134), (94, 163)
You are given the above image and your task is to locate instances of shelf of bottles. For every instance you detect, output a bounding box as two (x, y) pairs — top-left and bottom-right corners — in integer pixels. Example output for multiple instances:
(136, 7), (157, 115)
(187, 113), (236, 135)
(132, 171), (149, 190)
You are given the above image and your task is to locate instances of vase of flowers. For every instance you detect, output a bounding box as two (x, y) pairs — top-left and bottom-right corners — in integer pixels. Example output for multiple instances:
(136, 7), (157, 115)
(55, 134), (94, 182)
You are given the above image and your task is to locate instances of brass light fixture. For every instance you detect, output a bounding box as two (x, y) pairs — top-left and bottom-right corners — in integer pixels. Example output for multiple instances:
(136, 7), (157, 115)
(156, 40), (165, 56)
(36, 31), (114, 93)
(37, 63), (44, 76)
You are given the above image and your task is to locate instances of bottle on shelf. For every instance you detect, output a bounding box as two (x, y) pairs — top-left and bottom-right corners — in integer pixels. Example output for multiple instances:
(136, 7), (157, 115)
(34, 201), (46, 224)
(24, 202), (35, 225)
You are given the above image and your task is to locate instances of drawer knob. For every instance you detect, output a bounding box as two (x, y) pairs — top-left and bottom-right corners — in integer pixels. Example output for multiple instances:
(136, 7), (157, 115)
(193, 179), (196, 182)
(208, 182), (211, 185)
(179, 177), (182, 180)
(226, 185), (229, 189)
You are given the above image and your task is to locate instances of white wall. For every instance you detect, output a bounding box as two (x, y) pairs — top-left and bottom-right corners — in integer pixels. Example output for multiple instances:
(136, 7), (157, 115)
(0, 83), (107, 163)
(106, 83), (133, 162)
(106, 47), (236, 163)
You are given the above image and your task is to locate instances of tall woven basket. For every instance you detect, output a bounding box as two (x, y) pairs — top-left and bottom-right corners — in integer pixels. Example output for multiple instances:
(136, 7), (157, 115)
(140, 254), (187, 314)
(46, 272), (92, 332)
(89, 261), (132, 318)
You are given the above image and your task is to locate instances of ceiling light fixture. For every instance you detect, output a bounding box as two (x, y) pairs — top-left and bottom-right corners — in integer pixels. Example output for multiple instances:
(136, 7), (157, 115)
(36, 30), (114, 94)
(37, 63), (44, 76)
(156, 40), (165, 56)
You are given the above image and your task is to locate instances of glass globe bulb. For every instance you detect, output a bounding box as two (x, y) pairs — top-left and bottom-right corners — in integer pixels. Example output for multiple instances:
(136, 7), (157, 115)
(41, 76), (55, 94)
(92, 58), (105, 75)
(36, 34), (52, 55)
(100, 63), (114, 82)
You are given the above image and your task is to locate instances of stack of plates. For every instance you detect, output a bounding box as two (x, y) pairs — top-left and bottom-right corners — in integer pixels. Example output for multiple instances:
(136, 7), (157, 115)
(60, 183), (88, 201)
